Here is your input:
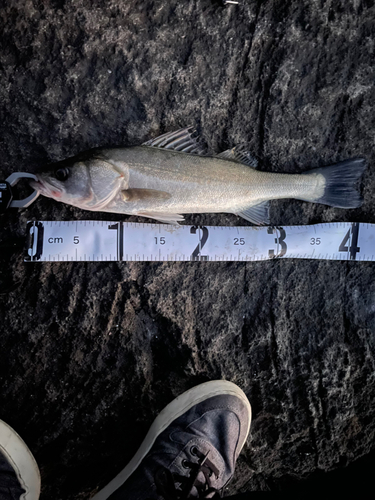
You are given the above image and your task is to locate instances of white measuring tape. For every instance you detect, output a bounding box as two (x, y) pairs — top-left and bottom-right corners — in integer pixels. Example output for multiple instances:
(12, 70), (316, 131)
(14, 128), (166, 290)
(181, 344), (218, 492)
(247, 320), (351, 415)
(24, 221), (374, 262)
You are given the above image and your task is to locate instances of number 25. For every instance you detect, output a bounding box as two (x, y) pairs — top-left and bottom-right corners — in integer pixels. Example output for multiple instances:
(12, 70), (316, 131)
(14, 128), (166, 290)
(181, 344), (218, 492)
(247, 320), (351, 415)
(234, 238), (245, 245)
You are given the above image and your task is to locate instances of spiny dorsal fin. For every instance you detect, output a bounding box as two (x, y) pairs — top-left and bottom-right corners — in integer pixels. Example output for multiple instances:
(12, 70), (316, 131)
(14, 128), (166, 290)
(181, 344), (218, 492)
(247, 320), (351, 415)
(142, 127), (207, 155)
(236, 201), (270, 225)
(217, 146), (258, 168)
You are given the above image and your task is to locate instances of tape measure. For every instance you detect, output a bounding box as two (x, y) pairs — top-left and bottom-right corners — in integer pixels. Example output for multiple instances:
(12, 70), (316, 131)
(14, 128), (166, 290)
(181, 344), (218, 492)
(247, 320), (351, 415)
(24, 220), (375, 262)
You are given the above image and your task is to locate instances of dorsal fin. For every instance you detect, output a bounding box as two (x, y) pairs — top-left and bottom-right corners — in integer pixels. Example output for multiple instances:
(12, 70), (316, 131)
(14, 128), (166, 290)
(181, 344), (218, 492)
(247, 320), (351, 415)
(217, 146), (258, 168)
(142, 127), (207, 155)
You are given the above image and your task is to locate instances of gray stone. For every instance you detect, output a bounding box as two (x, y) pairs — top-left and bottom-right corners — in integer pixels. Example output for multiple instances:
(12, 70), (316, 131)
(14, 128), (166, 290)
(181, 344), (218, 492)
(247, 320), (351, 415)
(0, 1), (374, 498)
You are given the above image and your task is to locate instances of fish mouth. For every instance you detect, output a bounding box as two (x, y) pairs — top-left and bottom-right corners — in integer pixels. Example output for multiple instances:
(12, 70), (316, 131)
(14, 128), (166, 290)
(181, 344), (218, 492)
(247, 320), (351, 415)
(29, 178), (63, 199)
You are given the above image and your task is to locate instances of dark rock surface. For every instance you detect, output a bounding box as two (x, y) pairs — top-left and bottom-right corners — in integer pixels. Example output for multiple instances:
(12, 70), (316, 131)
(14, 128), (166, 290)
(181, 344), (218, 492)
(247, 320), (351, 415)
(1, 1), (375, 498)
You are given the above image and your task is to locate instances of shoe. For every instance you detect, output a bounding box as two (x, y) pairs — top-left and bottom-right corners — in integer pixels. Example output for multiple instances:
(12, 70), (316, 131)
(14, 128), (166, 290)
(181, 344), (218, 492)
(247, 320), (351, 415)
(0, 420), (41, 500)
(91, 380), (251, 499)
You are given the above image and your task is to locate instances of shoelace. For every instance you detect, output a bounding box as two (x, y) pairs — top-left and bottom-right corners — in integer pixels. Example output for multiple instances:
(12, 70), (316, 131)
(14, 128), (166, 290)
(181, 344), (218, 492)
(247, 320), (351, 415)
(154, 449), (222, 499)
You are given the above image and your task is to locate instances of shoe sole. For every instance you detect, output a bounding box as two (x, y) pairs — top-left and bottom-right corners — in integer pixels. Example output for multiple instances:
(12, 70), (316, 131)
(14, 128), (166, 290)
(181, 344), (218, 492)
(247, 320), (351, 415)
(0, 420), (41, 500)
(91, 379), (251, 499)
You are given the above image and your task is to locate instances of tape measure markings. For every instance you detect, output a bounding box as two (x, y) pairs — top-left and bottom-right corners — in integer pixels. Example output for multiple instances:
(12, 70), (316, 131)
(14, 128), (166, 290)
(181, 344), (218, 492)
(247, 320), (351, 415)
(24, 221), (374, 262)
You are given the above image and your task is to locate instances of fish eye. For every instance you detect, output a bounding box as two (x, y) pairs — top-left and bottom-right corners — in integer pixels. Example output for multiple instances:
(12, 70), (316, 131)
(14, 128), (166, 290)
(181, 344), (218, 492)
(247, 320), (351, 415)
(55, 167), (70, 181)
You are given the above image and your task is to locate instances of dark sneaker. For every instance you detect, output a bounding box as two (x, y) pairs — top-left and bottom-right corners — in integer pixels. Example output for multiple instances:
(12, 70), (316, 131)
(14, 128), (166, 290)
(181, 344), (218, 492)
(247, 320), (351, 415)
(92, 380), (251, 499)
(0, 420), (40, 500)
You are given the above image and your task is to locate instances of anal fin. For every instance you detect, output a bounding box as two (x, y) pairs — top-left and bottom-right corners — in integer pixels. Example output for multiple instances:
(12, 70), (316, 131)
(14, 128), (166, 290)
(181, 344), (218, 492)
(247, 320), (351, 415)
(236, 201), (270, 225)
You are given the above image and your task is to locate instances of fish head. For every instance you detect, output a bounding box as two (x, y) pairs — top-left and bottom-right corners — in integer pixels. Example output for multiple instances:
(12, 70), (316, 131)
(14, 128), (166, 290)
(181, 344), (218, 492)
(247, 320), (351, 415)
(31, 154), (127, 210)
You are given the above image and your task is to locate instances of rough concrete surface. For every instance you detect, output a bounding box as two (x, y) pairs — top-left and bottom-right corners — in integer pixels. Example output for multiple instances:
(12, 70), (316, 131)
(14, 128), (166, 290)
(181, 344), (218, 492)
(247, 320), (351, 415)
(1, 0), (375, 498)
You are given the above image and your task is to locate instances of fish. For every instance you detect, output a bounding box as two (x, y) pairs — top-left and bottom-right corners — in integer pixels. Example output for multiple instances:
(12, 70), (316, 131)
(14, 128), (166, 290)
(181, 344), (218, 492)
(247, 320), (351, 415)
(30, 127), (366, 225)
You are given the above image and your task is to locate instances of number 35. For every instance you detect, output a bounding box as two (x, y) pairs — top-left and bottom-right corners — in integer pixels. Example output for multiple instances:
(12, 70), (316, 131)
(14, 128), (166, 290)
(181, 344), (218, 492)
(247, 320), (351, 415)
(310, 237), (321, 245)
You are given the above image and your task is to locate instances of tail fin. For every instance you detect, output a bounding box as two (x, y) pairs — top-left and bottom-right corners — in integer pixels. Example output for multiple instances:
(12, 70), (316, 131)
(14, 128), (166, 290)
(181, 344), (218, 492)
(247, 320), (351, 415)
(303, 158), (366, 208)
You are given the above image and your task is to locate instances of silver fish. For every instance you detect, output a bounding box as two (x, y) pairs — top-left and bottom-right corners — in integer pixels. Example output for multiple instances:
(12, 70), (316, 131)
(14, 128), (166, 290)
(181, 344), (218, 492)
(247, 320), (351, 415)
(30, 128), (366, 225)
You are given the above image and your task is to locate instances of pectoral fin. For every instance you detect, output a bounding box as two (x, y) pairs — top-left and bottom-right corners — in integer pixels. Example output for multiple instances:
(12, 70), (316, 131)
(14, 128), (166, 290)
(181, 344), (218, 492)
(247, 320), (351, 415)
(136, 211), (185, 225)
(122, 188), (171, 202)
(236, 201), (270, 225)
